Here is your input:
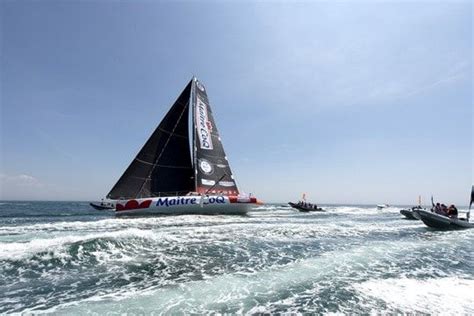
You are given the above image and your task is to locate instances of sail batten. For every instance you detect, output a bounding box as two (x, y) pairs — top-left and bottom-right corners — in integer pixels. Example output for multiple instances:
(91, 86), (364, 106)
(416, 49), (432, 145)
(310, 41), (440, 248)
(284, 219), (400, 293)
(133, 158), (193, 169)
(157, 127), (188, 138)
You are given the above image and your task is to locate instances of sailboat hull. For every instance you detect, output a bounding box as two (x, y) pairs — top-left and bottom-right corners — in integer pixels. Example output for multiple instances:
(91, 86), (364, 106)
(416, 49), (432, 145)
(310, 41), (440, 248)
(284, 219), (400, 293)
(113, 195), (258, 216)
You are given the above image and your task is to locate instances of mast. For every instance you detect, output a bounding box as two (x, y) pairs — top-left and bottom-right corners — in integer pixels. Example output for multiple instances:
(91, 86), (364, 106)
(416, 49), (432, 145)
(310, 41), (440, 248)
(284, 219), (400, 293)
(470, 185), (473, 209)
(468, 185), (473, 221)
(191, 77), (198, 192)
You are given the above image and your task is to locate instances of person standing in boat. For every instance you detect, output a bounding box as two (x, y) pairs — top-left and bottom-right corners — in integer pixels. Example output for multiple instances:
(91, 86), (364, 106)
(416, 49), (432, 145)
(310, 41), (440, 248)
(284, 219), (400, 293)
(440, 204), (449, 216)
(433, 203), (442, 214)
(433, 204), (448, 216)
(447, 205), (458, 218)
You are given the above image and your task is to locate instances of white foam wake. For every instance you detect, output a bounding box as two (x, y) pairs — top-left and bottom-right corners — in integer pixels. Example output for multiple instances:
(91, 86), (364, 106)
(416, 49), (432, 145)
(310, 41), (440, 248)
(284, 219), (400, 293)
(354, 277), (474, 314)
(35, 237), (469, 314)
(0, 228), (158, 260)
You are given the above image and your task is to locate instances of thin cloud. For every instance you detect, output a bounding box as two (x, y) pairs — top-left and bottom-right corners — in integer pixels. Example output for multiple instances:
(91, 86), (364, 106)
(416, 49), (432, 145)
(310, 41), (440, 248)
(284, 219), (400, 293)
(1, 173), (44, 200)
(0, 174), (43, 187)
(400, 62), (471, 99)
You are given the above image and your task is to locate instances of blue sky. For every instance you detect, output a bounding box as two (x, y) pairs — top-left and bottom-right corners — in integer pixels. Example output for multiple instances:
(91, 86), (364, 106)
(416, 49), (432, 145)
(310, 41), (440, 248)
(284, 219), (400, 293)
(0, 1), (472, 204)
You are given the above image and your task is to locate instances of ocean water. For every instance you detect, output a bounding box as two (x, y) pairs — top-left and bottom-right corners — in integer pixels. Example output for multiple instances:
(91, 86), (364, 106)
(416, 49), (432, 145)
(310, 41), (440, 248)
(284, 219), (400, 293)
(0, 201), (473, 314)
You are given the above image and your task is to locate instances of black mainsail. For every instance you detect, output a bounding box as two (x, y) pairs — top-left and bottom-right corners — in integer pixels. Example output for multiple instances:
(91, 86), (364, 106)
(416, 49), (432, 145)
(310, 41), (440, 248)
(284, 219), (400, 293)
(107, 80), (194, 199)
(192, 79), (240, 195)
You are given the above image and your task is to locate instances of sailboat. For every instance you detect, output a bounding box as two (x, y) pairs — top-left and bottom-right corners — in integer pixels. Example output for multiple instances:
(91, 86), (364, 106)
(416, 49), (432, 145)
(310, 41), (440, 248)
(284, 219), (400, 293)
(90, 77), (260, 215)
(415, 186), (474, 229)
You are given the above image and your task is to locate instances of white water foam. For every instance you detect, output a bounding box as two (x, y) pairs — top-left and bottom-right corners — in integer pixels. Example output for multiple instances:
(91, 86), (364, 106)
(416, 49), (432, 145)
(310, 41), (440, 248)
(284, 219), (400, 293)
(0, 228), (158, 261)
(37, 237), (469, 314)
(354, 277), (474, 314)
(0, 205), (418, 236)
(2, 208), (471, 262)
(3, 204), (473, 314)
(0, 214), (262, 235)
